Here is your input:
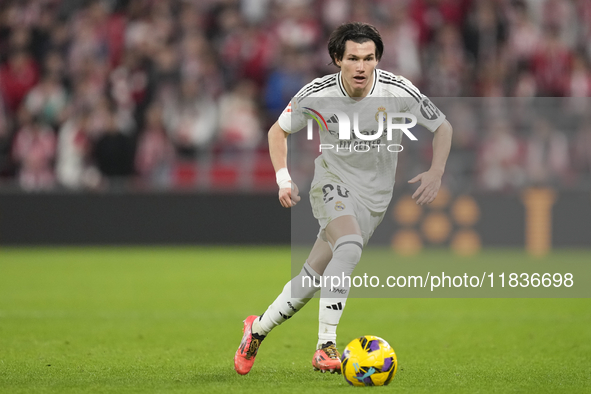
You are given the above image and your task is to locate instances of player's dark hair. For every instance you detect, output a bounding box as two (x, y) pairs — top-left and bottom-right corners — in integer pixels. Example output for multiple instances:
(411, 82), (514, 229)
(327, 22), (383, 67)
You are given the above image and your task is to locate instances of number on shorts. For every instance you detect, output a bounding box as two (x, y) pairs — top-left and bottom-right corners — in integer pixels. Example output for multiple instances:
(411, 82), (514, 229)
(337, 185), (350, 198)
(322, 184), (350, 203)
(322, 184), (334, 203)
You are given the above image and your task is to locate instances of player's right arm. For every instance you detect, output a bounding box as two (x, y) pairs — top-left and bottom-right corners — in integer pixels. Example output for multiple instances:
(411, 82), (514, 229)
(268, 121), (300, 208)
(271, 77), (328, 208)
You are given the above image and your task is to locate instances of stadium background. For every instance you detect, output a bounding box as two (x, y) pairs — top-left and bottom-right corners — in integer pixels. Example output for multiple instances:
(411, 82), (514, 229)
(0, 0), (590, 250)
(1, 1), (590, 393)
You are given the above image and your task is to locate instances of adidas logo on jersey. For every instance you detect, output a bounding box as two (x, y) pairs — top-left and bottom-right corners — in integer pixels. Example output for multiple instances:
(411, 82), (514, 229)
(326, 115), (339, 124)
(326, 302), (343, 310)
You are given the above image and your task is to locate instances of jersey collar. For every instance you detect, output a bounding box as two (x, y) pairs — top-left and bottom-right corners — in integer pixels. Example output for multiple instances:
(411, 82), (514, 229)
(337, 69), (378, 98)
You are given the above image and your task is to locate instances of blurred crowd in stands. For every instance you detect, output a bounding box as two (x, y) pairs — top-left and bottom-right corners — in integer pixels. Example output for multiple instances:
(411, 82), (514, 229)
(0, 0), (590, 192)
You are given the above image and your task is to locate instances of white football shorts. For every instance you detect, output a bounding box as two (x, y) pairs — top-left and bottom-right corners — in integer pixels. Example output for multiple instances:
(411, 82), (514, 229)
(309, 179), (386, 246)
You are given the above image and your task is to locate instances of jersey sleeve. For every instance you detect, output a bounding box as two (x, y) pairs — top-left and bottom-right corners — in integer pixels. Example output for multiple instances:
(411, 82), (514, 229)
(277, 75), (336, 133)
(401, 76), (446, 132)
(277, 98), (307, 134)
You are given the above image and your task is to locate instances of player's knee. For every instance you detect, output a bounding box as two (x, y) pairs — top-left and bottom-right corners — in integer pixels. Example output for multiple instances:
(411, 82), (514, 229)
(332, 234), (363, 265)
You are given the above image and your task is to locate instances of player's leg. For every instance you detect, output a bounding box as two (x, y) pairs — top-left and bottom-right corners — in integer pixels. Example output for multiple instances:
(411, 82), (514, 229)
(253, 237), (332, 335)
(305, 236), (334, 278)
(313, 214), (363, 373)
(234, 238), (332, 375)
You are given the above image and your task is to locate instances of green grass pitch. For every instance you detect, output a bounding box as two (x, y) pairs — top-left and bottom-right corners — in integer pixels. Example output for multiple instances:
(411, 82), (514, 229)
(0, 247), (590, 393)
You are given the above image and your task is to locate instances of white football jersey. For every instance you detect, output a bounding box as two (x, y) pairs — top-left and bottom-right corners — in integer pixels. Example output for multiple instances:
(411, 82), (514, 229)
(278, 69), (446, 212)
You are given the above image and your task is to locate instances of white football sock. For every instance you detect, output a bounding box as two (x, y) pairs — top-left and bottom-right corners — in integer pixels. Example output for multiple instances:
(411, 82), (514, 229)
(252, 261), (322, 337)
(317, 234), (363, 349)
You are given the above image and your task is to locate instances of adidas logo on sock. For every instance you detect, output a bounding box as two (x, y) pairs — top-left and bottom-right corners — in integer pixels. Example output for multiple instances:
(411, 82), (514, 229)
(326, 302), (343, 310)
(279, 311), (293, 320)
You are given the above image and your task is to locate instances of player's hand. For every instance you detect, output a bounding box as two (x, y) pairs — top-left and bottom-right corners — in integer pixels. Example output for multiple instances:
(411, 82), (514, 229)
(408, 170), (442, 205)
(278, 181), (301, 208)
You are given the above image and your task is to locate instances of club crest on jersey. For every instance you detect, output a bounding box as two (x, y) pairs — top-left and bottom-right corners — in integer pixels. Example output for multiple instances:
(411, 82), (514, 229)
(335, 201), (346, 211)
(375, 106), (387, 122)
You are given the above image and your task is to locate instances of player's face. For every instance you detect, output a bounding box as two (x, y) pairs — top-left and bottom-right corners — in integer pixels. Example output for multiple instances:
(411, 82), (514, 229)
(335, 40), (378, 98)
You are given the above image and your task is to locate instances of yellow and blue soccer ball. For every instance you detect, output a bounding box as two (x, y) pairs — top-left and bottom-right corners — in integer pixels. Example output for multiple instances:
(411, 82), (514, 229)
(341, 335), (398, 387)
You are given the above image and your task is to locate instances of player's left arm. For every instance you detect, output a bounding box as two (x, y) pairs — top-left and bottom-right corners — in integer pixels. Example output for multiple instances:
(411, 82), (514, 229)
(408, 119), (453, 205)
